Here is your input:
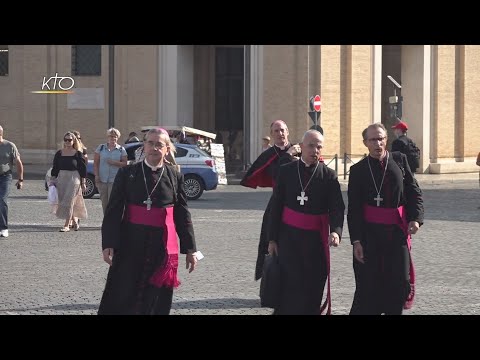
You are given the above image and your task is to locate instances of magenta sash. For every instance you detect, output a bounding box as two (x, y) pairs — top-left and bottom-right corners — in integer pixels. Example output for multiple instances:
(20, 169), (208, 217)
(281, 206), (332, 315)
(363, 205), (416, 309)
(126, 204), (180, 288)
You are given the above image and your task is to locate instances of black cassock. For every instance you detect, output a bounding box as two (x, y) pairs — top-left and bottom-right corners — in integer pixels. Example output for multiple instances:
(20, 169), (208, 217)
(268, 160), (345, 315)
(240, 144), (296, 280)
(347, 151), (424, 315)
(98, 162), (196, 315)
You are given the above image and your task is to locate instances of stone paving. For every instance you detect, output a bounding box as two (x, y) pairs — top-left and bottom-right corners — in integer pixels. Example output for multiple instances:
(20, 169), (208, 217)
(0, 177), (479, 315)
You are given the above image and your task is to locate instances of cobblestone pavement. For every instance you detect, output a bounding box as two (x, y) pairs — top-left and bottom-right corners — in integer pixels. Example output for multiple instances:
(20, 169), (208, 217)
(0, 179), (478, 315)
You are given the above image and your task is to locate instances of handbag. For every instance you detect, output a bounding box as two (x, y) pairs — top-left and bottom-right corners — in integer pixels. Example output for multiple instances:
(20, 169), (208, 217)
(48, 185), (58, 205)
(259, 253), (281, 308)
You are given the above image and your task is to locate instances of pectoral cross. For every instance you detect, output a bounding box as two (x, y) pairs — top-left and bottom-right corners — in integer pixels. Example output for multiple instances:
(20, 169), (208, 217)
(374, 194), (383, 207)
(143, 197), (152, 210)
(297, 191), (308, 206)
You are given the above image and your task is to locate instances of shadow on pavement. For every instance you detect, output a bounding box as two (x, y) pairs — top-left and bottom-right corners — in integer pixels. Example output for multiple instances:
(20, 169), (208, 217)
(4, 299), (261, 313)
(188, 191), (271, 211)
(9, 195), (48, 200)
(3, 303), (98, 313)
(9, 224), (100, 232)
(172, 297), (262, 309)
(422, 189), (480, 222)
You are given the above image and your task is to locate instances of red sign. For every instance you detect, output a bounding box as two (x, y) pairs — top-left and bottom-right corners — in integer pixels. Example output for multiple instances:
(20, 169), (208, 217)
(313, 95), (321, 112)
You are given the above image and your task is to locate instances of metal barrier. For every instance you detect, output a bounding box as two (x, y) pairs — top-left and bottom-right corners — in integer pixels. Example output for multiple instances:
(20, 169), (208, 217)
(322, 154), (338, 174)
(343, 153), (367, 179)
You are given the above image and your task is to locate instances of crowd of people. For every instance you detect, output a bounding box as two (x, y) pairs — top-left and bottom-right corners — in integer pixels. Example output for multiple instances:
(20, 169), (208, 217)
(4, 116), (454, 316)
(242, 119), (424, 315)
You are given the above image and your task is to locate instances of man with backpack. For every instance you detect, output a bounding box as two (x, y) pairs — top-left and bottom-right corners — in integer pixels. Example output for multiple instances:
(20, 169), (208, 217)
(391, 121), (420, 173)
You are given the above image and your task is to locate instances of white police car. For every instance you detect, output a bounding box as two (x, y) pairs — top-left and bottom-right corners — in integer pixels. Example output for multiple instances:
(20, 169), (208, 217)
(125, 142), (218, 200)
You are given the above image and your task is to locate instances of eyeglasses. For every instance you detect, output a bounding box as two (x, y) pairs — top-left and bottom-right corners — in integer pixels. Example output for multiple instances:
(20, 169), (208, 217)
(145, 141), (166, 149)
(64, 138), (73, 142)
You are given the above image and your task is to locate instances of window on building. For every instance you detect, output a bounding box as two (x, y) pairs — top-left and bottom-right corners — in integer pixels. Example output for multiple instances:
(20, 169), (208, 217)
(72, 45), (101, 76)
(0, 45), (8, 76)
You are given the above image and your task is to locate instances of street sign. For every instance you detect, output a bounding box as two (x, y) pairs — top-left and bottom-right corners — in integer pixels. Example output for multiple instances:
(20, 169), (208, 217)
(309, 124), (324, 135)
(313, 95), (321, 112)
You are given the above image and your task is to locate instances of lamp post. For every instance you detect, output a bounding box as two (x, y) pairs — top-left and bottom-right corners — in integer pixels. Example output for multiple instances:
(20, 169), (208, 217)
(243, 45), (251, 170)
(387, 75), (402, 122)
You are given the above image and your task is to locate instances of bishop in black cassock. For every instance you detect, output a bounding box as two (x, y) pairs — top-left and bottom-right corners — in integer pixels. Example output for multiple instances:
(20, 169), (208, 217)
(267, 130), (345, 315)
(348, 123), (424, 315)
(98, 130), (197, 315)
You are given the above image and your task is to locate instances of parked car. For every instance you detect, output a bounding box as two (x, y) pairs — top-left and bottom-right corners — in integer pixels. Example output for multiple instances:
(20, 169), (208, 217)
(124, 142), (218, 200)
(45, 142), (218, 200)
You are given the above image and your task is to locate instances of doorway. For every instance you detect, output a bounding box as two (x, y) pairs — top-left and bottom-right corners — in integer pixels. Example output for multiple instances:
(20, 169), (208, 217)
(215, 46), (245, 173)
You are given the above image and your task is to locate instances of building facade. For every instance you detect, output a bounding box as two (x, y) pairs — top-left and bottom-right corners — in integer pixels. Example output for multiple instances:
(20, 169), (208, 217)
(0, 45), (478, 174)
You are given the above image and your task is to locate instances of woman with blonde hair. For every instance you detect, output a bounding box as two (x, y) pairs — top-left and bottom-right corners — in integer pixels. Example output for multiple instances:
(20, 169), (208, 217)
(94, 128), (128, 214)
(49, 131), (88, 232)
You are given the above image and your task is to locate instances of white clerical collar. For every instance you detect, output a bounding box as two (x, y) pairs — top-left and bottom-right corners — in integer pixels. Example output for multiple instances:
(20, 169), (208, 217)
(300, 157), (317, 168)
(274, 143), (288, 151)
(144, 159), (163, 171)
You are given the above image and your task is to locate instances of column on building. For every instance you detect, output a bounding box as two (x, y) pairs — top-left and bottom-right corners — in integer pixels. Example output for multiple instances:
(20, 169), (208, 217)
(322, 45), (374, 175)
(372, 45), (383, 124)
(348, 45), (374, 160)
(158, 45), (194, 127)
(320, 45), (343, 169)
(433, 45), (456, 167)
(463, 46), (480, 161)
(401, 45), (432, 173)
(430, 45), (480, 173)
(249, 45), (264, 164)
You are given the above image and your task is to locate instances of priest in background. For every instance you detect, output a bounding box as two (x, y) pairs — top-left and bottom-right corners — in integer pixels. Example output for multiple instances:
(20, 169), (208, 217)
(241, 120), (301, 281)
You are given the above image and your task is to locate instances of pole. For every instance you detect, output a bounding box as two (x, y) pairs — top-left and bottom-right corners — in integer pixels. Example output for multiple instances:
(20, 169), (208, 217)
(243, 45), (251, 170)
(307, 45), (310, 111)
(108, 45), (115, 128)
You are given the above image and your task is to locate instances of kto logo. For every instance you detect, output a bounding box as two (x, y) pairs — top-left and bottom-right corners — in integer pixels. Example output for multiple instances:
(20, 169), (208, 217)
(31, 73), (75, 94)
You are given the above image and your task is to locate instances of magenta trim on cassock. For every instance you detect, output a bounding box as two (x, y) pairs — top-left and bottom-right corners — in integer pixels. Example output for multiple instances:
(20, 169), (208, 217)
(126, 204), (180, 288)
(363, 204), (416, 309)
(281, 206), (332, 315)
